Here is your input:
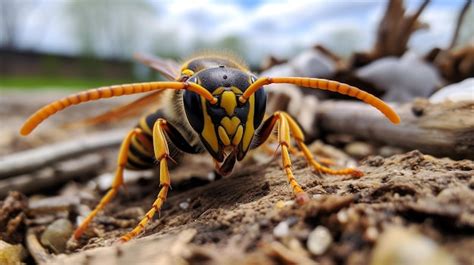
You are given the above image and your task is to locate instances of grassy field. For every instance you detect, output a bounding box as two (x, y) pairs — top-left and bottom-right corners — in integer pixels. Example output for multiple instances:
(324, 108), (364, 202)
(0, 75), (133, 90)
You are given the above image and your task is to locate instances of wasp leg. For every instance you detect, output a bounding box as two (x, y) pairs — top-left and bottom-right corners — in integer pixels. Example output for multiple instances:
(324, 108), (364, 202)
(119, 119), (171, 242)
(280, 112), (363, 177)
(73, 128), (143, 240)
(254, 112), (308, 204)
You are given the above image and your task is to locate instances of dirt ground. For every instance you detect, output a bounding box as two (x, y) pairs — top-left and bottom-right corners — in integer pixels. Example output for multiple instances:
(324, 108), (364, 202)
(0, 91), (473, 265)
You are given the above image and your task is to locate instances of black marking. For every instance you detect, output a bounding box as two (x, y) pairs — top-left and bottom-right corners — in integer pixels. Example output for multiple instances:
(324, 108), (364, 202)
(126, 158), (153, 170)
(129, 142), (155, 165)
(250, 114), (278, 150)
(163, 122), (201, 154)
(217, 152), (236, 176)
(192, 67), (251, 93)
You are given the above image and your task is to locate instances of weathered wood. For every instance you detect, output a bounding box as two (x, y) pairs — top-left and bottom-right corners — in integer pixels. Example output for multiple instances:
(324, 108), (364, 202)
(25, 229), (53, 265)
(351, 0), (430, 68)
(449, 0), (471, 49)
(0, 154), (105, 197)
(316, 100), (474, 159)
(0, 129), (126, 179)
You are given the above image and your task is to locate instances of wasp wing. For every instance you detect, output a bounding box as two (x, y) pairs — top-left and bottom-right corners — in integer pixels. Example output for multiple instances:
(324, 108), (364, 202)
(62, 89), (168, 128)
(133, 52), (181, 81)
(63, 54), (182, 128)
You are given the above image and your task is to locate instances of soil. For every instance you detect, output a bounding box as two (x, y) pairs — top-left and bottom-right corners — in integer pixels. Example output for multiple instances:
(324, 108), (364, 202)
(0, 91), (473, 265)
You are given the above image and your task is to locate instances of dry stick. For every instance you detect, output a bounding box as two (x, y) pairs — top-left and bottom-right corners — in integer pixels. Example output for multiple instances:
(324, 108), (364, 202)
(26, 228), (53, 265)
(0, 154), (105, 197)
(0, 129), (126, 179)
(449, 0), (471, 49)
(316, 100), (474, 160)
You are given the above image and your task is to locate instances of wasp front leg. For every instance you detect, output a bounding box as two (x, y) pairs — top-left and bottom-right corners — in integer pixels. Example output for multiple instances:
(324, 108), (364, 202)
(74, 128), (143, 239)
(253, 111), (362, 204)
(119, 118), (172, 242)
(280, 112), (363, 177)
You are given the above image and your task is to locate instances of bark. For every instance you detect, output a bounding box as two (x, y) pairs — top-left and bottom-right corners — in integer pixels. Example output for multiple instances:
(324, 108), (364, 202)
(316, 100), (474, 159)
(0, 130), (126, 179)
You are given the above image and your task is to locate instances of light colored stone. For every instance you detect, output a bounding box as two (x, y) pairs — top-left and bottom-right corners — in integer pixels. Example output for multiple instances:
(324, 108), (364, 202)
(357, 52), (442, 102)
(41, 218), (74, 253)
(307, 226), (333, 255)
(345, 141), (374, 158)
(370, 226), (458, 265)
(430, 78), (474, 103)
(179, 201), (190, 210)
(273, 221), (290, 238)
(0, 240), (24, 265)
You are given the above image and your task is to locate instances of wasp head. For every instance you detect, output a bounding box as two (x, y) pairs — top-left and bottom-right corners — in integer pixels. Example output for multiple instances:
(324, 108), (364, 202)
(183, 66), (266, 166)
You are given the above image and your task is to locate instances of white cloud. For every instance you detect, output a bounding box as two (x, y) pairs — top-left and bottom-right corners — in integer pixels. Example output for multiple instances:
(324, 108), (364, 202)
(9, 0), (465, 63)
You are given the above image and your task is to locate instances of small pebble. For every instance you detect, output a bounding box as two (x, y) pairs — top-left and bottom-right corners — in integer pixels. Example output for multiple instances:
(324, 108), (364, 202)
(364, 227), (379, 242)
(307, 226), (333, 255)
(379, 146), (404, 157)
(179, 201), (190, 210)
(275, 201), (286, 209)
(207, 172), (216, 181)
(312, 194), (323, 200)
(40, 219), (73, 253)
(0, 240), (24, 265)
(273, 221), (290, 238)
(337, 210), (349, 224)
(275, 200), (295, 209)
(345, 142), (374, 159)
(370, 226), (458, 265)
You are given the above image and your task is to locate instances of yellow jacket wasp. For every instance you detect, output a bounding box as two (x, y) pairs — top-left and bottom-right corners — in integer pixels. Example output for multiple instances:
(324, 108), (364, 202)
(20, 53), (400, 242)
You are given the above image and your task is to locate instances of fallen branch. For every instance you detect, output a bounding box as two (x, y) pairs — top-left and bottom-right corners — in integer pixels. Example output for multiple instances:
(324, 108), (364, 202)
(449, 0), (471, 49)
(26, 228), (52, 265)
(0, 129), (126, 179)
(0, 154), (105, 197)
(316, 100), (474, 159)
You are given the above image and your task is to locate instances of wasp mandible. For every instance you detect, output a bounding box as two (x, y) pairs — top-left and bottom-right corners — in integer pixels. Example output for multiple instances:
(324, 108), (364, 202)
(20, 53), (400, 242)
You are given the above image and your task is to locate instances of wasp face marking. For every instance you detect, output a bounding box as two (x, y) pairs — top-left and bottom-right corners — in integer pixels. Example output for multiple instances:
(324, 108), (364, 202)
(183, 67), (267, 163)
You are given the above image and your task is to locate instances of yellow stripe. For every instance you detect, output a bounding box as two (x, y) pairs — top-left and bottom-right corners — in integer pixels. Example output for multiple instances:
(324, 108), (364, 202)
(220, 91), (237, 116)
(232, 125), (243, 146)
(139, 116), (153, 135)
(128, 151), (150, 166)
(200, 96), (219, 153)
(218, 126), (231, 146)
(131, 136), (153, 156)
(242, 95), (255, 151)
(220, 116), (240, 136)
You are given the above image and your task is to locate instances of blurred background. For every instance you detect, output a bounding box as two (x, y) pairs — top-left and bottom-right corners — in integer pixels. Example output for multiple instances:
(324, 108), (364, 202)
(1, 3), (473, 264)
(1, 0), (472, 89)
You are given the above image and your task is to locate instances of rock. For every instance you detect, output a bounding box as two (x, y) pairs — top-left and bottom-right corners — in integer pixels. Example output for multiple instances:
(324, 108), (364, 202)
(357, 52), (442, 102)
(345, 142), (374, 159)
(260, 49), (336, 79)
(290, 49), (336, 78)
(0, 240), (24, 265)
(370, 226), (458, 265)
(429, 78), (474, 103)
(306, 226), (333, 255)
(273, 221), (290, 238)
(378, 146), (404, 157)
(179, 201), (190, 210)
(40, 218), (73, 253)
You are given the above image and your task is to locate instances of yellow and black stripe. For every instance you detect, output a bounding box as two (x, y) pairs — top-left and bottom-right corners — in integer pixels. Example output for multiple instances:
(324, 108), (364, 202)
(125, 110), (203, 170)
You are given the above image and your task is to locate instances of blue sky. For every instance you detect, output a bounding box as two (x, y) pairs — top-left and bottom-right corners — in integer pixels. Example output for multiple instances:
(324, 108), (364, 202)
(7, 0), (473, 63)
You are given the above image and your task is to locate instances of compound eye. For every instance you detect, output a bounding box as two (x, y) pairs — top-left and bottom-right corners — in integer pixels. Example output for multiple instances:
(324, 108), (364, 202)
(188, 77), (198, 83)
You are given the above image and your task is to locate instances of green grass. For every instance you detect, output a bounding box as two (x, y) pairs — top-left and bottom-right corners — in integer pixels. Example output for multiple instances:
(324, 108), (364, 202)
(0, 76), (134, 90)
